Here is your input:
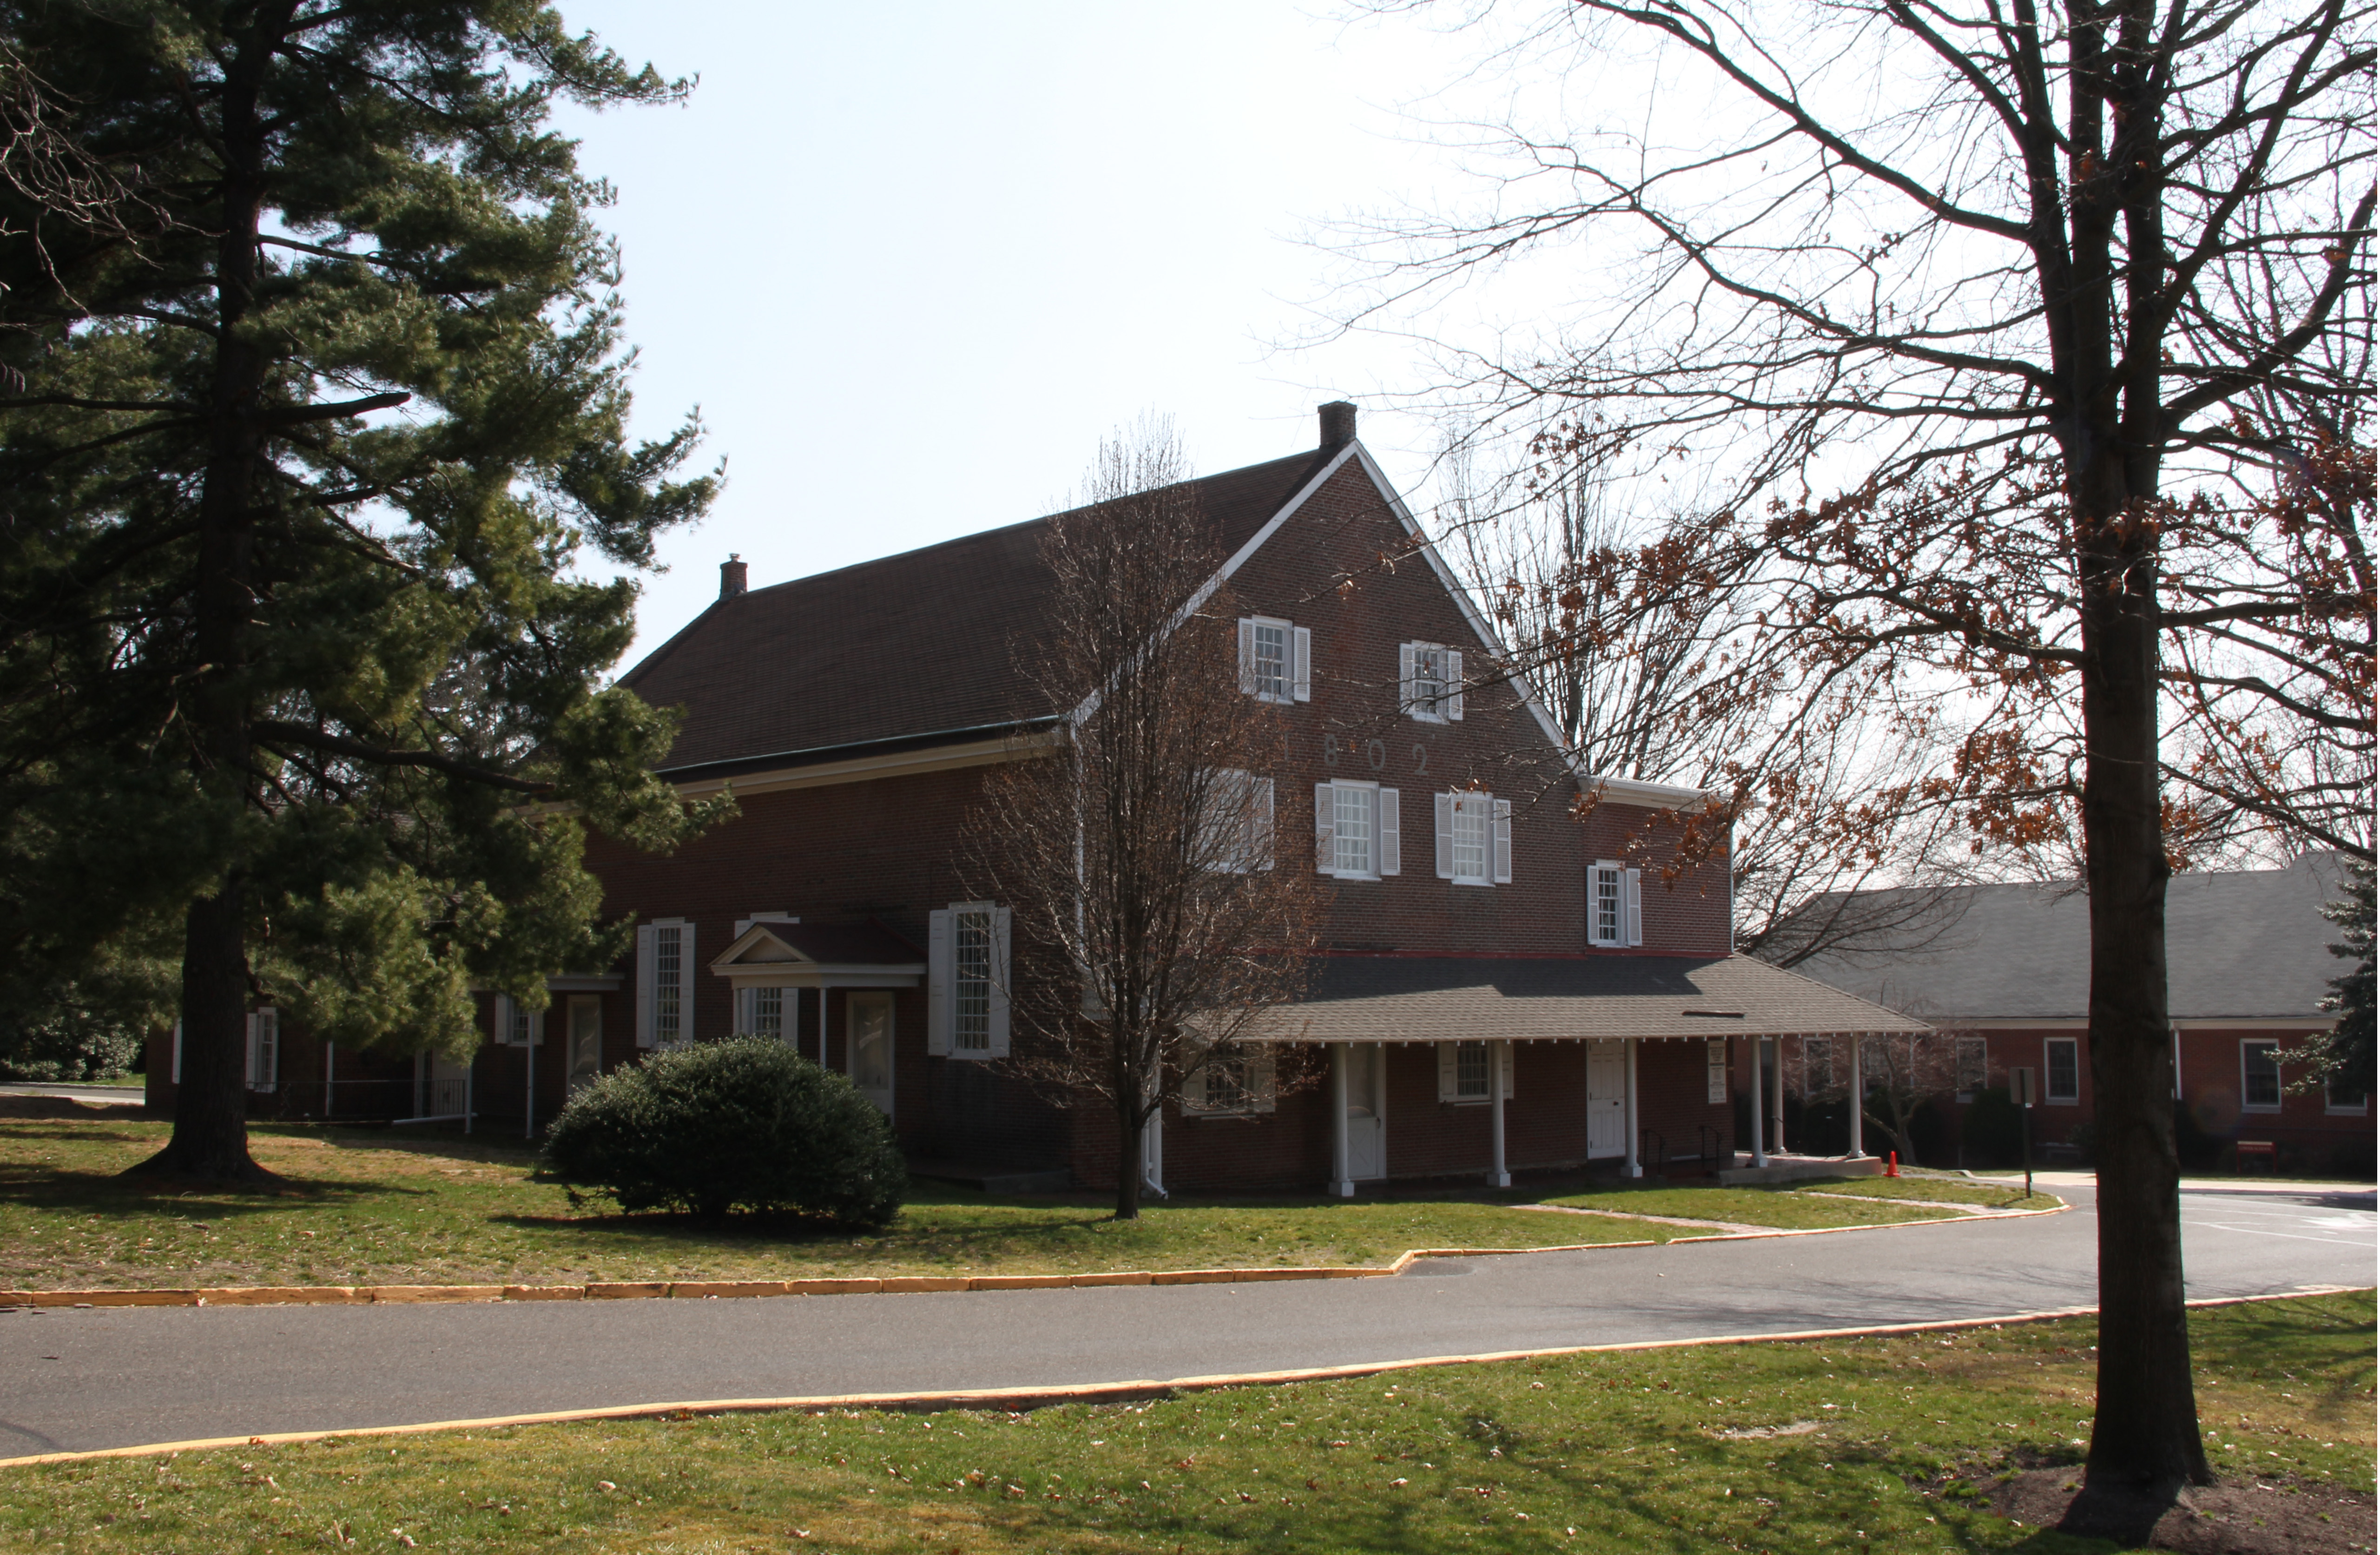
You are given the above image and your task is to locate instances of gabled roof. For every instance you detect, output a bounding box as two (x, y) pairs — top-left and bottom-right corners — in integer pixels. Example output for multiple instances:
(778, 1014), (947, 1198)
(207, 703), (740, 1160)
(1788, 853), (2351, 1023)
(1247, 953), (1929, 1043)
(709, 921), (927, 979)
(621, 448), (1342, 778)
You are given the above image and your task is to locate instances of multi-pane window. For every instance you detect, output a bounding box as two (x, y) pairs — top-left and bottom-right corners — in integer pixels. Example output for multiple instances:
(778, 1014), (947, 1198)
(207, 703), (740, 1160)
(246, 1008), (278, 1093)
(509, 1001), (534, 1046)
(1455, 1041), (1490, 1099)
(1334, 783), (1375, 876)
(2241, 1039), (2281, 1109)
(1591, 865), (1623, 944)
(2325, 1065), (2366, 1112)
(746, 987), (784, 1040)
(1183, 1048), (1275, 1115)
(2044, 1037), (2081, 1103)
(1201, 769), (1275, 873)
(955, 907), (994, 1052)
(1706, 1040), (1727, 1104)
(1400, 642), (1464, 721)
(1238, 617), (1307, 704)
(1956, 1036), (1989, 1098)
(1252, 621), (1287, 700)
(1451, 793), (1490, 883)
(653, 925), (684, 1045)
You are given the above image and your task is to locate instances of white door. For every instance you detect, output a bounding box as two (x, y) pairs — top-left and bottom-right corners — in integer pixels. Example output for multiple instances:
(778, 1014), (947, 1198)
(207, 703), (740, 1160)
(566, 996), (603, 1096)
(1345, 1042), (1386, 1179)
(848, 992), (894, 1117)
(1587, 1040), (1627, 1159)
(427, 1054), (469, 1117)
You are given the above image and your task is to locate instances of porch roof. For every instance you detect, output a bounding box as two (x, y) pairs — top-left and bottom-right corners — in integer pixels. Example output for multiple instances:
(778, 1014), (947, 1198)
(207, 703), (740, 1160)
(1256, 953), (1932, 1044)
(709, 921), (926, 985)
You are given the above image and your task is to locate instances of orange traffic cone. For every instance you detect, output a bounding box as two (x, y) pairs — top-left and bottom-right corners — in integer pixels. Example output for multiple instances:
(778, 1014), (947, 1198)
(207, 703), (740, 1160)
(1887, 1151), (1900, 1178)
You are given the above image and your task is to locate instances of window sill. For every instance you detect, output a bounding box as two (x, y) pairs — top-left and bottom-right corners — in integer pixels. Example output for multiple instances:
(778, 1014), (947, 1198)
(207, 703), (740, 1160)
(2240, 1103), (2284, 1114)
(2324, 1105), (2369, 1117)
(2044, 1096), (2081, 1107)
(1328, 870), (1381, 883)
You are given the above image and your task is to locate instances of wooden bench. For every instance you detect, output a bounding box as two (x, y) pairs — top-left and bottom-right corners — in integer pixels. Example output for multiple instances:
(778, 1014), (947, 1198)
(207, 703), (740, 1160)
(2234, 1140), (2278, 1174)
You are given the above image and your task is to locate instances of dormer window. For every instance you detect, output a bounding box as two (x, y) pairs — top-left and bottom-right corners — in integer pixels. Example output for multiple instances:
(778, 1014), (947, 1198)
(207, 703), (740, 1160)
(1238, 616), (1311, 704)
(1400, 642), (1464, 721)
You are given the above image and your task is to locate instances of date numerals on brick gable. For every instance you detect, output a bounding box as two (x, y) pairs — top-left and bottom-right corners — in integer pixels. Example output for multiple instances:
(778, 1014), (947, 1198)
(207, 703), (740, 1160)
(1321, 734), (1432, 776)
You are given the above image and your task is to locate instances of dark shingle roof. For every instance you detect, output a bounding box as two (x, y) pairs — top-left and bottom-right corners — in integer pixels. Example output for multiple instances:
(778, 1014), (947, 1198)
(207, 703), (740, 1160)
(621, 449), (1338, 776)
(1248, 954), (1929, 1043)
(1789, 854), (2351, 1022)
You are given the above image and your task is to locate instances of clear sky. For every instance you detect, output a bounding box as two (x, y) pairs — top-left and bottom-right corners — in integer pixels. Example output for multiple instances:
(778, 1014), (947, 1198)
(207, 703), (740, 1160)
(552, 3), (1490, 667)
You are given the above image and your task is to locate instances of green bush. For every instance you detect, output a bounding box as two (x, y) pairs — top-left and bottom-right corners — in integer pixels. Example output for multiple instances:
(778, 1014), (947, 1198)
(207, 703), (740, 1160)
(543, 1036), (906, 1226)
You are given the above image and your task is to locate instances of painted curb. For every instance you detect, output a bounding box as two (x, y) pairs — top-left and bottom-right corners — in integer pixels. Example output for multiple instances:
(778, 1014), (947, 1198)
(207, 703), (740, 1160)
(0, 1284), (2359, 1471)
(0, 1197), (2067, 1312)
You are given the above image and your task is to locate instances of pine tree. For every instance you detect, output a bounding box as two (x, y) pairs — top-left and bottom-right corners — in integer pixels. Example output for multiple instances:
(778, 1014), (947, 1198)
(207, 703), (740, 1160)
(0, 3), (725, 1179)
(2314, 859), (2376, 1100)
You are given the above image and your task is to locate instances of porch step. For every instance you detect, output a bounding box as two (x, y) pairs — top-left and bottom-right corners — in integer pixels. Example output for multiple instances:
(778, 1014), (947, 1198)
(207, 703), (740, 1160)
(905, 1159), (1073, 1195)
(1714, 1156), (1885, 1186)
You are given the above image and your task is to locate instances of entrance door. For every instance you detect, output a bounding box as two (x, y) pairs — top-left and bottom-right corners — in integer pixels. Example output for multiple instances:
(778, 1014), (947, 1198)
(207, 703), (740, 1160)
(1587, 1040), (1627, 1159)
(1345, 1042), (1386, 1179)
(847, 992), (894, 1117)
(566, 995), (603, 1096)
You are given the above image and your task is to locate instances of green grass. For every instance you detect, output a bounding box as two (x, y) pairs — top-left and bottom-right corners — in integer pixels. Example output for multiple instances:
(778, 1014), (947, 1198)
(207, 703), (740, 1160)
(1787, 1176), (2062, 1210)
(3, 1291), (2365, 1553)
(0, 1122), (2028, 1292)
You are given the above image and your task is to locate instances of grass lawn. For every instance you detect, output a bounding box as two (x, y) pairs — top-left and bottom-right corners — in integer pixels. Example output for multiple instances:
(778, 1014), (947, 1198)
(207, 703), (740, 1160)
(0, 1123), (2044, 1292)
(2, 1291), (2365, 1553)
(1790, 1175), (2063, 1210)
(1538, 1178), (2057, 1228)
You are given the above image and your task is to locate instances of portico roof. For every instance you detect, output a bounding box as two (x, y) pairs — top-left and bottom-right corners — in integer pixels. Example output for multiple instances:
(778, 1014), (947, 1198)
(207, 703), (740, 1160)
(709, 921), (927, 987)
(1252, 954), (1931, 1044)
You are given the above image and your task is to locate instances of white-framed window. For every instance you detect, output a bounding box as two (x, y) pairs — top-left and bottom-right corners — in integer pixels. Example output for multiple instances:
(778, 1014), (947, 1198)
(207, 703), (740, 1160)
(1315, 779), (1399, 880)
(1437, 1040), (1513, 1103)
(2044, 1037), (2081, 1104)
(245, 1008), (278, 1093)
(737, 986), (786, 1041)
(1707, 1039), (1727, 1104)
(1399, 641), (1465, 722)
(635, 919), (696, 1049)
(928, 902), (1011, 1059)
(1182, 1047), (1278, 1116)
(1201, 769), (1277, 873)
(2240, 1038), (2282, 1110)
(2324, 1061), (2367, 1115)
(1955, 1035), (1988, 1100)
(1434, 791), (1512, 886)
(493, 995), (544, 1048)
(1237, 616), (1311, 704)
(1587, 862), (1643, 947)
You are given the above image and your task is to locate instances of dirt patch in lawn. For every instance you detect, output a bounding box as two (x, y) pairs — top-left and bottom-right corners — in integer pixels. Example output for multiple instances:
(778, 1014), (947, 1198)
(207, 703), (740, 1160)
(1982, 1465), (2377, 1554)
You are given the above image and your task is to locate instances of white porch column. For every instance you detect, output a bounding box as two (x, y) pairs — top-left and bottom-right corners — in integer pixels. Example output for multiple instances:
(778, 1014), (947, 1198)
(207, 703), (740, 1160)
(1847, 1033), (1866, 1158)
(1331, 1044), (1353, 1197)
(524, 1037), (536, 1141)
(1749, 1035), (1767, 1167)
(463, 1053), (475, 1135)
(1770, 1038), (1786, 1156)
(1486, 1041), (1511, 1188)
(1623, 1038), (1641, 1179)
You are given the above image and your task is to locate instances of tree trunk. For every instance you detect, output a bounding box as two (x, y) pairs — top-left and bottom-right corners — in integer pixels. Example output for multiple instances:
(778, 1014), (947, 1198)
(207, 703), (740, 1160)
(2077, 494), (2209, 1489)
(1114, 1103), (1143, 1221)
(125, 8), (292, 1185)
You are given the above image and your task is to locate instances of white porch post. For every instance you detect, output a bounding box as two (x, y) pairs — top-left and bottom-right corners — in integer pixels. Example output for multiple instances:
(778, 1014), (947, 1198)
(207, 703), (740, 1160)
(1623, 1038), (1641, 1179)
(524, 1036), (536, 1141)
(1749, 1036), (1767, 1167)
(463, 1052), (474, 1135)
(1486, 1040), (1511, 1188)
(1770, 1038), (1786, 1156)
(1848, 1033), (1866, 1158)
(1331, 1044), (1353, 1197)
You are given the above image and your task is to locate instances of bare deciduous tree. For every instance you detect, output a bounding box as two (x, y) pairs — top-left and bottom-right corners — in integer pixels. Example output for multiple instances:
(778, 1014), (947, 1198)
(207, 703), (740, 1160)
(1341, 0), (2372, 1496)
(973, 424), (1324, 1220)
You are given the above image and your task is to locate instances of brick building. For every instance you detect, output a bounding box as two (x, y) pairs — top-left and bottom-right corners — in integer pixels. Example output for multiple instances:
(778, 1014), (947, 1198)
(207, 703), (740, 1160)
(1790, 855), (2374, 1178)
(148, 405), (1923, 1192)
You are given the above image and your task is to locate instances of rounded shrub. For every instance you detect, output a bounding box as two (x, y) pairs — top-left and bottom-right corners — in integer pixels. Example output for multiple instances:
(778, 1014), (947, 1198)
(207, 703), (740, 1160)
(543, 1036), (906, 1226)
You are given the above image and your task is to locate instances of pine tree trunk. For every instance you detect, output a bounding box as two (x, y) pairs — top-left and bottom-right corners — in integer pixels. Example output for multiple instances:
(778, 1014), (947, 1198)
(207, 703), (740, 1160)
(2077, 494), (2209, 1491)
(125, 11), (289, 1185)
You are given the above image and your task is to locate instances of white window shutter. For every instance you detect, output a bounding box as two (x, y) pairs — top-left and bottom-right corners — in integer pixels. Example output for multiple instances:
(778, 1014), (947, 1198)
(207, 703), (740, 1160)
(260, 1009), (277, 1089)
(1434, 792), (1455, 879)
(494, 994), (514, 1046)
(1437, 1041), (1457, 1102)
(678, 924), (698, 1041)
(1378, 788), (1400, 875)
(1625, 869), (1643, 946)
(1446, 649), (1464, 720)
(527, 1005), (544, 1048)
(171, 1021), (182, 1083)
(1252, 778), (1275, 870)
(927, 909), (953, 1055)
(1494, 798), (1513, 884)
(634, 924), (657, 1047)
(733, 987), (751, 1036)
(989, 906), (1013, 1057)
(1398, 641), (1415, 715)
(1292, 626), (1312, 701)
(1314, 782), (1335, 874)
(1237, 618), (1256, 693)
(244, 1012), (257, 1085)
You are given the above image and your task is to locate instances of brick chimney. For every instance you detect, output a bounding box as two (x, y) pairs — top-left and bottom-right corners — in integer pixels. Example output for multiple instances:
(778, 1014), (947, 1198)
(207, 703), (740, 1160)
(719, 553), (747, 600)
(1319, 400), (1357, 449)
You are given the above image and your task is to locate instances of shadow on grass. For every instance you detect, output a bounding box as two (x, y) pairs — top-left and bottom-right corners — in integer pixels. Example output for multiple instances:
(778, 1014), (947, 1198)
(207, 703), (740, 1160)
(0, 1165), (421, 1217)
